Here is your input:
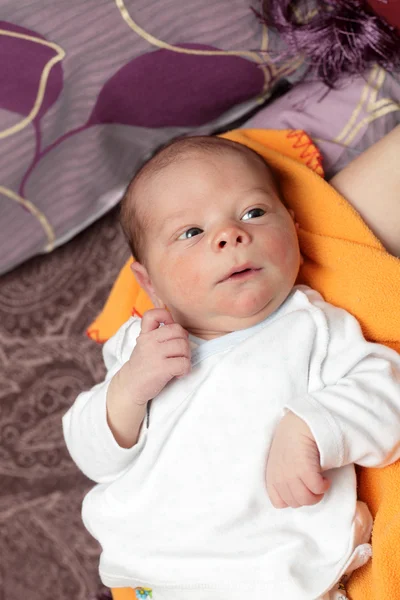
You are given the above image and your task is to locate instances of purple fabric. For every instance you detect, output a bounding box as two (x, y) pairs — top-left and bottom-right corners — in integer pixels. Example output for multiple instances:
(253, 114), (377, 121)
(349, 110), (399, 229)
(262, 0), (400, 87)
(0, 21), (63, 117)
(244, 67), (400, 178)
(88, 44), (265, 128)
(0, 0), (306, 275)
(0, 207), (127, 600)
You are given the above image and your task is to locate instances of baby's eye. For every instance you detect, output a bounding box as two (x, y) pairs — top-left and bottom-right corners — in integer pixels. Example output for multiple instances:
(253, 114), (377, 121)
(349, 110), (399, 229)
(178, 227), (203, 240)
(241, 208), (266, 221)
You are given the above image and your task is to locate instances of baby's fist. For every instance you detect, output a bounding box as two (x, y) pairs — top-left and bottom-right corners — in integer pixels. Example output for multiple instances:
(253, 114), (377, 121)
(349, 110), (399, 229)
(266, 411), (330, 509)
(126, 308), (191, 405)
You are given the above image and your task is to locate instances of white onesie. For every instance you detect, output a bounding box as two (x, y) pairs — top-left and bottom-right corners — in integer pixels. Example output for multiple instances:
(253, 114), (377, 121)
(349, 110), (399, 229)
(63, 286), (400, 600)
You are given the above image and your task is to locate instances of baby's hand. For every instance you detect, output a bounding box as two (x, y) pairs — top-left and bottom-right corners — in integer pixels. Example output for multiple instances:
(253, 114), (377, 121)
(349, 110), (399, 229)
(125, 308), (191, 406)
(266, 411), (330, 509)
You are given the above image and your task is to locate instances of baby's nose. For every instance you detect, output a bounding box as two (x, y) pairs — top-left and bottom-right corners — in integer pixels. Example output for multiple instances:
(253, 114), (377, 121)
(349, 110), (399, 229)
(213, 224), (250, 249)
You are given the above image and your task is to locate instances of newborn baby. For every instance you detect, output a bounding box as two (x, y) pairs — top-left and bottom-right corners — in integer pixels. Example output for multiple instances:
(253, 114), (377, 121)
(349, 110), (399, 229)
(63, 136), (400, 600)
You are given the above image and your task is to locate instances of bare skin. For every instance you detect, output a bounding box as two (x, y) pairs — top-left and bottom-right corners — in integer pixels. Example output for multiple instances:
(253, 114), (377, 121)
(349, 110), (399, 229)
(330, 124), (400, 257)
(106, 308), (190, 448)
(266, 412), (330, 508)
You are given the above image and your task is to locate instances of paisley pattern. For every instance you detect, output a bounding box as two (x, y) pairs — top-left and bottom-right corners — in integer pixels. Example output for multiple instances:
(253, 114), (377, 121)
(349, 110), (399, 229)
(0, 208), (129, 600)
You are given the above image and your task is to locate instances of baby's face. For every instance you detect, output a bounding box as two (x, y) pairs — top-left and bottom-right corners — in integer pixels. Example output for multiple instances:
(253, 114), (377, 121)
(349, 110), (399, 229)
(133, 149), (301, 339)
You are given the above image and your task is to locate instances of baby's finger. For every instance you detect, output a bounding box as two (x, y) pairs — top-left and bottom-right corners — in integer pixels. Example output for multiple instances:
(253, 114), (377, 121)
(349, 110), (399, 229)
(141, 309), (174, 333)
(302, 471), (331, 496)
(155, 323), (189, 343)
(290, 478), (325, 507)
(166, 356), (191, 379)
(276, 481), (301, 509)
(267, 483), (288, 509)
(163, 339), (191, 359)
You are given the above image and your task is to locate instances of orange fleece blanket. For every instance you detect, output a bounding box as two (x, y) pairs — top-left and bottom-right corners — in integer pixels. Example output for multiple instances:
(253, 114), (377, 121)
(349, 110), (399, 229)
(87, 129), (400, 600)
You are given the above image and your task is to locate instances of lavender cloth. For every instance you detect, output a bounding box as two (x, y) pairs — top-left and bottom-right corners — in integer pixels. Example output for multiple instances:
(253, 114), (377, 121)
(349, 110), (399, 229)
(244, 67), (400, 179)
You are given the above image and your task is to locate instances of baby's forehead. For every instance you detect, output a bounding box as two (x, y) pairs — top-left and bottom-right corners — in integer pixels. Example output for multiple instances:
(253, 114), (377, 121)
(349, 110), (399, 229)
(129, 141), (277, 219)
(143, 144), (271, 189)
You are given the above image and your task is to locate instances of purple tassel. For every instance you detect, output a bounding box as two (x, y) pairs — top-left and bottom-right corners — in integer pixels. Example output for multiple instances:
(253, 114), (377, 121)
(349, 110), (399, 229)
(260, 0), (400, 86)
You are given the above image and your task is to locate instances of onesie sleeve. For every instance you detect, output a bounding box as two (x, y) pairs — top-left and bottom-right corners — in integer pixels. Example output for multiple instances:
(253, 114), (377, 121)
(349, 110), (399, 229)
(285, 289), (400, 471)
(62, 317), (147, 483)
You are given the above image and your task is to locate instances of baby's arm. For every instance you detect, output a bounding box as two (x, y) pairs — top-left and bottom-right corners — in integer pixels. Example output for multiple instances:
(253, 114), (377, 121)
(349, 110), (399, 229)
(106, 309), (190, 448)
(330, 124), (400, 257)
(63, 308), (191, 482)
(266, 411), (330, 509)
(267, 289), (400, 508)
(287, 291), (400, 470)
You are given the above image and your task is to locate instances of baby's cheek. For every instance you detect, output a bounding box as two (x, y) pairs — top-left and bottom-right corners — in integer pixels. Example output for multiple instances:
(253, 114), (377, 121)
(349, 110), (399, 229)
(168, 257), (203, 300)
(265, 228), (300, 270)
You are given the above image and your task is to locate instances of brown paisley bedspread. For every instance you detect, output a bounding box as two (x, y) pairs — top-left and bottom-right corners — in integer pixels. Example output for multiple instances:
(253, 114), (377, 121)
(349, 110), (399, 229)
(0, 208), (127, 600)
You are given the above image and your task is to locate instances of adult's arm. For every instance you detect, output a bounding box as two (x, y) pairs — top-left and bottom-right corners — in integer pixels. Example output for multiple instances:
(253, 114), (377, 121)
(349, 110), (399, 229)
(330, 125), (400, 257)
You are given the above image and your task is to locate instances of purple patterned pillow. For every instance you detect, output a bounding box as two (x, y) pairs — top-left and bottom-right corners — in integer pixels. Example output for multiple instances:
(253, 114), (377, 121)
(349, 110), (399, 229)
(0, 0), (306, 274)
(244, 66), (400, 178)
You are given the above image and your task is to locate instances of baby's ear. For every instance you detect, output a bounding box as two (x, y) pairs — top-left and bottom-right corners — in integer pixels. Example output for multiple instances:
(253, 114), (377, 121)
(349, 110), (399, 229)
(130, 261), (165, 309)
(289, 209), (301, 233)
(288, 210), (304, 266)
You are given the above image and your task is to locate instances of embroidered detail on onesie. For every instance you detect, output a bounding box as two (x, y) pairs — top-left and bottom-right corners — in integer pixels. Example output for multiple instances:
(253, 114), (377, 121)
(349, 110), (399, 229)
(333, 578), (348, 600)
(134, 587), (153, 599)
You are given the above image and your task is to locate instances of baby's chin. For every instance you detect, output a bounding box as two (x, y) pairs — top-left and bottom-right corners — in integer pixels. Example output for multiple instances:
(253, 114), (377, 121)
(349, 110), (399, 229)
(187, 300), (279, 340)
(223, 291), (278, 321)
(220, 305), (275, 332)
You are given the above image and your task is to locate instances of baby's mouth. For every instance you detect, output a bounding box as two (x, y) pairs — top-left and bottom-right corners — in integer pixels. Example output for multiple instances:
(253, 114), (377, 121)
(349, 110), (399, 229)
(220, 265), (262, 283)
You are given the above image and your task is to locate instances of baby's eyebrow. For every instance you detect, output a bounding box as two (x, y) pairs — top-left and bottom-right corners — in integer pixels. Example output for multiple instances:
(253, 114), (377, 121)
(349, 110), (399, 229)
(243, 186), (276, 199)
(161, 209), (190, 230)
